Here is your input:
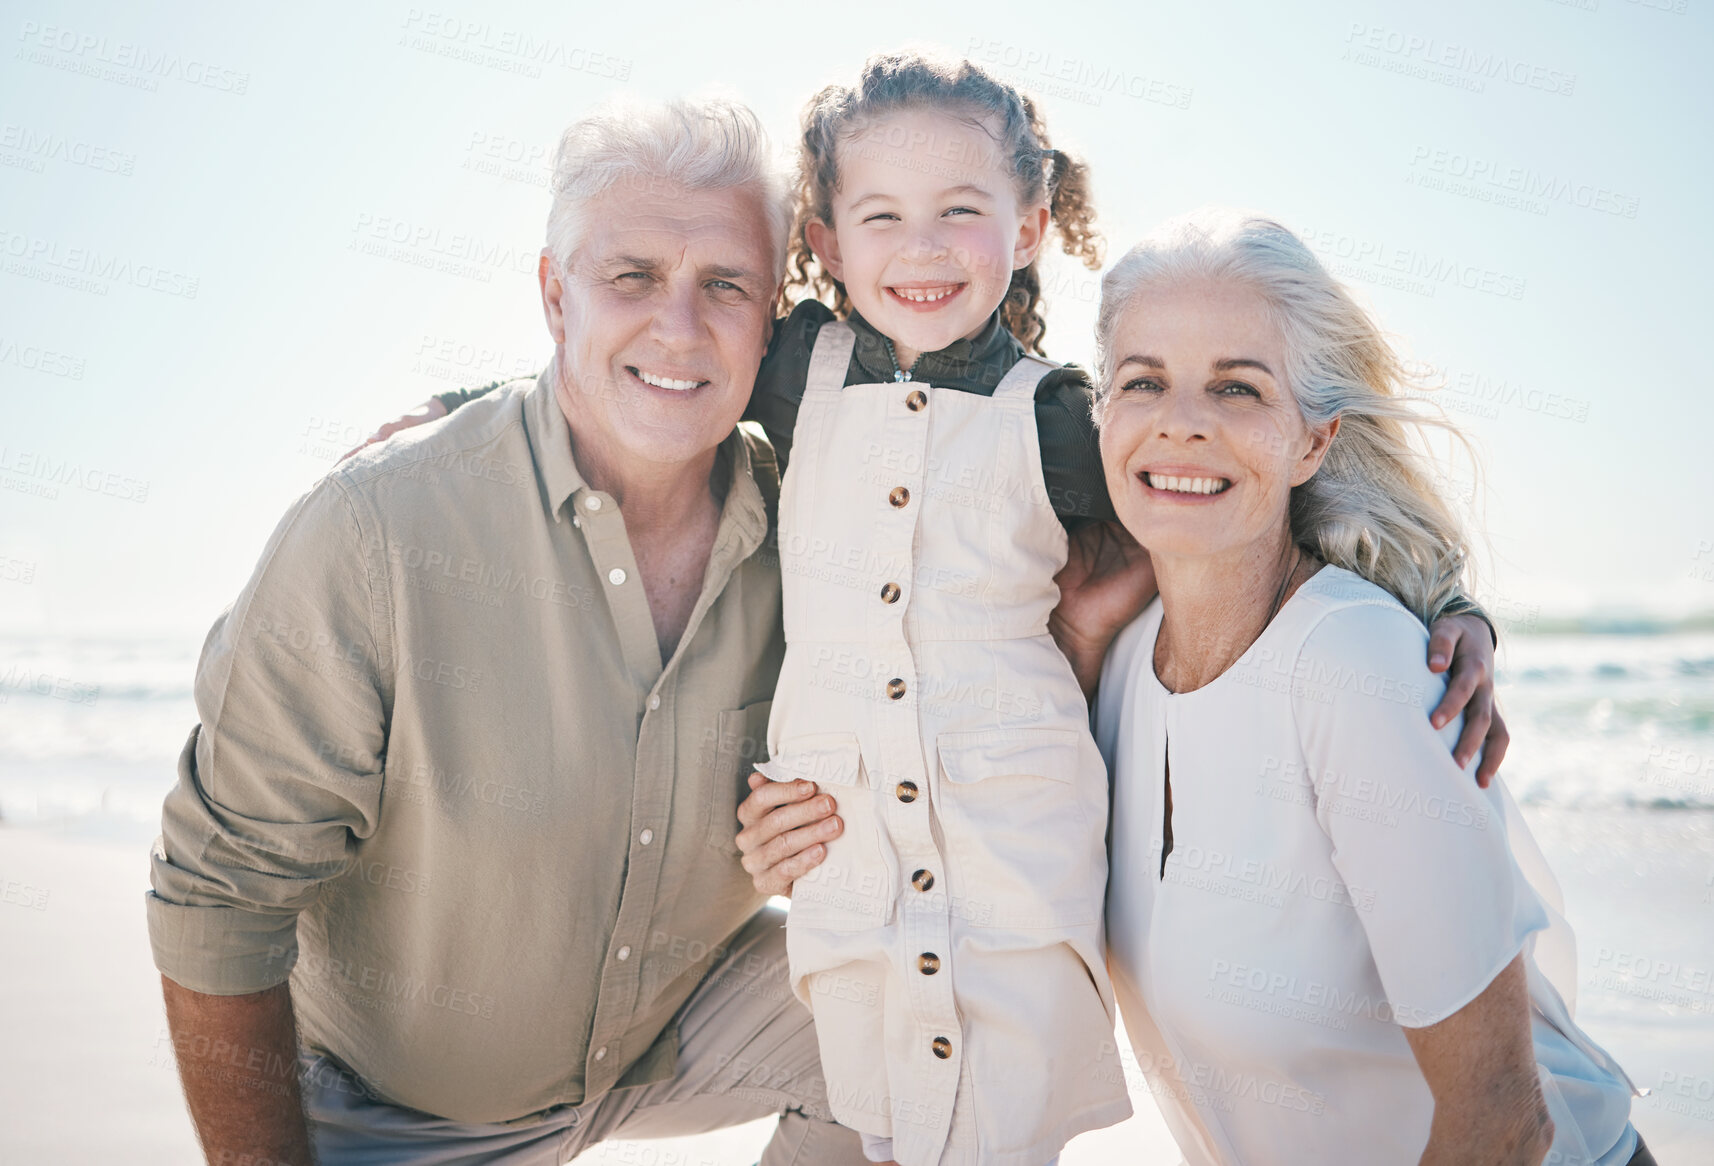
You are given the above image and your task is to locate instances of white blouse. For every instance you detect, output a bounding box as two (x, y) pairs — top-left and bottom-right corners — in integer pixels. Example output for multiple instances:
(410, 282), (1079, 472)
(1096, 567), (1638, 1166)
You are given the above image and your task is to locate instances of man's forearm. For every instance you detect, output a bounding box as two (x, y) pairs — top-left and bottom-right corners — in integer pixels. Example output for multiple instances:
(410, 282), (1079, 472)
(161, 976), (316, 1166)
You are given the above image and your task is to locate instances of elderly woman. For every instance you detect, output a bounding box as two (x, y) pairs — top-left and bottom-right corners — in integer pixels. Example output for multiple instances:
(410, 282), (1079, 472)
(1092, 210), (1648, 1165)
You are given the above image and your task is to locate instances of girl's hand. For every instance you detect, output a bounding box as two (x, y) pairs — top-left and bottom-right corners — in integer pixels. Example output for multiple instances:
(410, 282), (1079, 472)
(1050, 521), (1157, 698)
(1426, 612), (1508, 787)
(340, 398), (447, 461)
(735, 772), (841, 897)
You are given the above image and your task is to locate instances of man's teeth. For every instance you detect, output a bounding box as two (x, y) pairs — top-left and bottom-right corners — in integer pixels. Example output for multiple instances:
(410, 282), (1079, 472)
(892, 286), (958, 303)
(636, 370), (703, 391)
(1146, 472), (1231, 495)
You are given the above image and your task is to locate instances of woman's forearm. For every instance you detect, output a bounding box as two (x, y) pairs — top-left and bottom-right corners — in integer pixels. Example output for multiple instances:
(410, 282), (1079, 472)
(1404, 955), (1554, 1165)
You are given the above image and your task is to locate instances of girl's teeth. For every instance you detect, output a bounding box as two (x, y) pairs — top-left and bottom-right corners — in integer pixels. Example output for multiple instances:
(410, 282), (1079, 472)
(1147, 473), (1230, 495)
(636, 370), (702, 391)
(893, 287), (957, 302)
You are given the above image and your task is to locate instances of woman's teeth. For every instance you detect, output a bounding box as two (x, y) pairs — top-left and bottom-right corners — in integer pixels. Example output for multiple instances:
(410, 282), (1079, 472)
(890, 286), (960, 303)
(634, 369), (704, 391)
(1145, 472), (1231, 495)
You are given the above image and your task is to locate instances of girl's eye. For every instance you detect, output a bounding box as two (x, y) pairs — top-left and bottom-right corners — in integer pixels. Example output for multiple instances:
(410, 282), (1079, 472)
(863, 212), (899, 224)
(945, 206), (979, 217)
(1120, 377), (1164, 394)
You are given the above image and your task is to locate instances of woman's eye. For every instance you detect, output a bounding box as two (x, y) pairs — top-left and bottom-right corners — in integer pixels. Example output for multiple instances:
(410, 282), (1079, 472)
(1218, 380), (1261, 397)
(1120, 377), (1163, 394)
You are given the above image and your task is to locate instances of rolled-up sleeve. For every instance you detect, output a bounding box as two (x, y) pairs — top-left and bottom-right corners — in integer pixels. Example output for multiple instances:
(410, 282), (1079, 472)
(1290, 601), (1546, 1028)
(148, 475), (392, 995)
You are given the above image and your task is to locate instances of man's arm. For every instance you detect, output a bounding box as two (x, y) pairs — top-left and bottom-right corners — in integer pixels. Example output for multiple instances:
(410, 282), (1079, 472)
(149, 478), (391, 1160)
(1425, 607), (1509, 785)
(161, 977), (315, 1165)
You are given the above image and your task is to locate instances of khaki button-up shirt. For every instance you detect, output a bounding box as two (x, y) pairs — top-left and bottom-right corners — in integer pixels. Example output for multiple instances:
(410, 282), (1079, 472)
(146, 367), (783, 1123)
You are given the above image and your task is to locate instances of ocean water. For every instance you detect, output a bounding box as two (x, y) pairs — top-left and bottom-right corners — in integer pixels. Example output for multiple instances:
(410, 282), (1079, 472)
(3, 629), (1713, 832)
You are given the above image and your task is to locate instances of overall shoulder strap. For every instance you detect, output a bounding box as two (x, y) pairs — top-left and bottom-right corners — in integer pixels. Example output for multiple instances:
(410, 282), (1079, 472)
(805, 320), (857, 394)
(994, 353), (1058, 401)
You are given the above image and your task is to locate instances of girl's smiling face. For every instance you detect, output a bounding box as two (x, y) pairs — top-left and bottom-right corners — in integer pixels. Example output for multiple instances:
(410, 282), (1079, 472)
(806, 107), (1048, 366)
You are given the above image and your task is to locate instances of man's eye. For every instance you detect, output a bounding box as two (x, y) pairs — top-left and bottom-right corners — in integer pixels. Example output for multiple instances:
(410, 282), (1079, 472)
(708, 279), (743, 293)
(617, 272), (651, 282)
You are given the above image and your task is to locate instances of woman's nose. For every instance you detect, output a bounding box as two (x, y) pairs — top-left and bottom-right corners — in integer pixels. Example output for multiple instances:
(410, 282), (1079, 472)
(1155, 390), (1210, 442)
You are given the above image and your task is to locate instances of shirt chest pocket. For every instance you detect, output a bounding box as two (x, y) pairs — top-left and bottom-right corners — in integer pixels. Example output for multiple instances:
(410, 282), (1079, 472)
(703, 700), (773, 856)
(936, 729), (1100, 929)
(768, 733), (897, 932)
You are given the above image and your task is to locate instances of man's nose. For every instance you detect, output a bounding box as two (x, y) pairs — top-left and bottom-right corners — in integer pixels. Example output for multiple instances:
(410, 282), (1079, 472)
(650, 281), (703, 343)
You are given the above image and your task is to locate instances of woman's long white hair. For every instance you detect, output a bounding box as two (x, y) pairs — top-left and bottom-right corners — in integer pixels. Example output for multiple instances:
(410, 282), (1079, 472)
(1094, 208), (1475, 625)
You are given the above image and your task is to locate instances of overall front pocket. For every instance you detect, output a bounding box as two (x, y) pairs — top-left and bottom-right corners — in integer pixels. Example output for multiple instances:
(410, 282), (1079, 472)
(763, 732), (896, 931)
(936, 728), (1099, 929)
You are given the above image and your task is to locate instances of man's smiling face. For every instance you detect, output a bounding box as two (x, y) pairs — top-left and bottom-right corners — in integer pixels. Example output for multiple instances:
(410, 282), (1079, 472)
(540, 180), (779, 473)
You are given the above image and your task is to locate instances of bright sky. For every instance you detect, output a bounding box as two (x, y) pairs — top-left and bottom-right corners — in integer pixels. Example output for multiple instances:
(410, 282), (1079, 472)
(3, 0), (1710, 637)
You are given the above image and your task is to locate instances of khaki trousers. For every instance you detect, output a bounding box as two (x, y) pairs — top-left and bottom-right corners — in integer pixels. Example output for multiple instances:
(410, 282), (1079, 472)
(304, 908), (868, 1166)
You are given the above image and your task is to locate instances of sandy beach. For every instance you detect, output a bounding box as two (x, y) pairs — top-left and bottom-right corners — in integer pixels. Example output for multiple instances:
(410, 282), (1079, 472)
(2, 806), (1708, 1164)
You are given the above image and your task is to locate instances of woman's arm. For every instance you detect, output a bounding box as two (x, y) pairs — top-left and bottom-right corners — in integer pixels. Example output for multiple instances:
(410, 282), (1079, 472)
(339, 379), (510, 460)
(1403, 954), (1554, 1165)
(1050, 520), (1156, 698)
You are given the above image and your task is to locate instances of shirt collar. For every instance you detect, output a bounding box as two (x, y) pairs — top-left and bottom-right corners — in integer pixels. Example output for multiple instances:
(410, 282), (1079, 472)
(524, 361), (768, 555)
(846, 307), (1022, 389)
(523, 362), (586, 522)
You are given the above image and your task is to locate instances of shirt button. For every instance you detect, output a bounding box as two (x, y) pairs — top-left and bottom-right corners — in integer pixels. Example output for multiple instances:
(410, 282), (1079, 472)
(885, 678), (906, 700)
(880, 582), (901, 604)
(895, 781), (918, 804)
(572, 514), (582, 528)
(932, 1036), (952, 1059)
(617, 945), (631, 961)
(647, 694), (661, 711)
(906, 389), (927, 412)
(584, 495), (603, 512)
(911, 869), (934, 892)
(888, 486), (910, 508)
(608, 567), (627, 586)
(639, 828), (654, 846)
(918, 953), (941, 975)
(594, 1046), (608, 1061)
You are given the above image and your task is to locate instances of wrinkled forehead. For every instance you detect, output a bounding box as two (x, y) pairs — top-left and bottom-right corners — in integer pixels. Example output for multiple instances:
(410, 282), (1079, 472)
(576, 182), (774, 271)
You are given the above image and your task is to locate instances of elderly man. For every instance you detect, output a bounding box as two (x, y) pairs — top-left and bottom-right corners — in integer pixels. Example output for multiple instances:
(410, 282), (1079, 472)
(148, 99), (867, 1165)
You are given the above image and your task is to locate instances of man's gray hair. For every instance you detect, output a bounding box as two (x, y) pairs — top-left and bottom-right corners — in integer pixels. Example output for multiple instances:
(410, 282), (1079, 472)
(544, 97), (791, 283)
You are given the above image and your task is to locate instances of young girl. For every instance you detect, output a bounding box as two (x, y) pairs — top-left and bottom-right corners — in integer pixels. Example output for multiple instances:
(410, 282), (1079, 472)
(374, 53), (1503, 1165)
(747, 53), (1133, 1166)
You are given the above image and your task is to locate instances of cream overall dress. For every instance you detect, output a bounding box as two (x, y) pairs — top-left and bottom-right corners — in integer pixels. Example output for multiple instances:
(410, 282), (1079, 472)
(757, 322), (1132, 1166)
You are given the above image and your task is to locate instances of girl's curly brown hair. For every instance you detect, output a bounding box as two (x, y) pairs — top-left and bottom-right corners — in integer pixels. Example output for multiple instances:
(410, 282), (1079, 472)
(783, 50), (1102, 355)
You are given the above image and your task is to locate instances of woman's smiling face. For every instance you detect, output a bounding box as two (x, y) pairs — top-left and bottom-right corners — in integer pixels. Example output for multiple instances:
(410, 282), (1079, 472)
(1098, 277), (1337, 563)
(806, 107), (1046, 362)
